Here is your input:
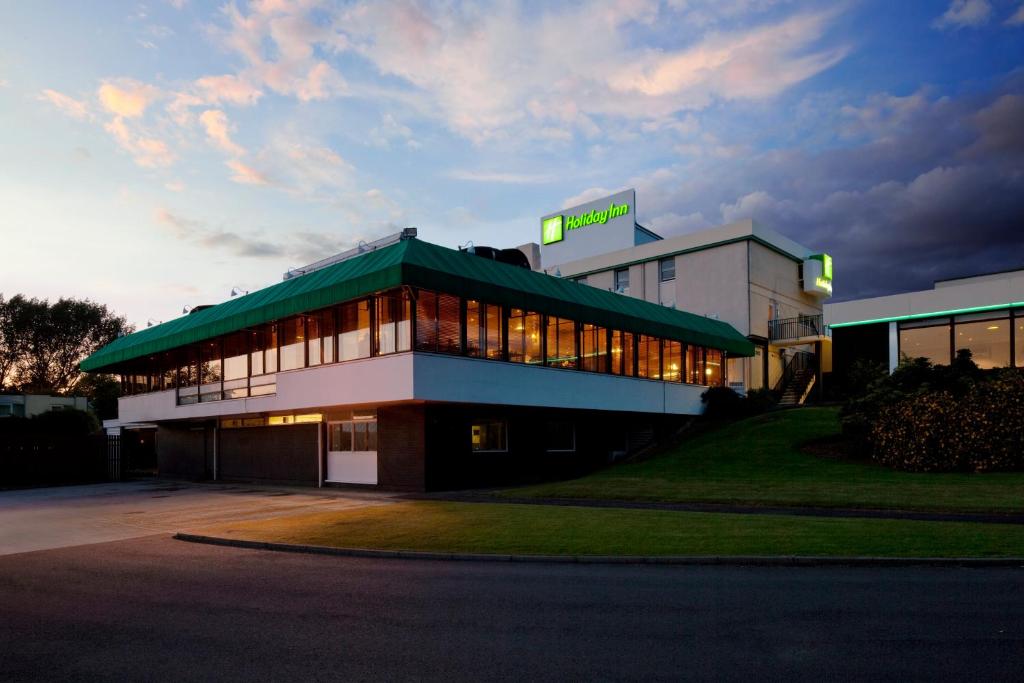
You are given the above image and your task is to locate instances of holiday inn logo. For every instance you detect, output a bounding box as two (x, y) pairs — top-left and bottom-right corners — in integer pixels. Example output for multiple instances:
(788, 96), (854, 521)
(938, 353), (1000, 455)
(542, 215), (564, 245)
(541, 201), (630, 245)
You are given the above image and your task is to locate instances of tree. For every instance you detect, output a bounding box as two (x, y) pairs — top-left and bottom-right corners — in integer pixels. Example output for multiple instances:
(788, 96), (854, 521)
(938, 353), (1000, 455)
(0, 294), (132, 395)
(75, 373), (121, 420)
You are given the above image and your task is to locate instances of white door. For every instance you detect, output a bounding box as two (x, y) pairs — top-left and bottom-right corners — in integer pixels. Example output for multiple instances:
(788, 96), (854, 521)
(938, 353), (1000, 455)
(326, 419), (378, 484)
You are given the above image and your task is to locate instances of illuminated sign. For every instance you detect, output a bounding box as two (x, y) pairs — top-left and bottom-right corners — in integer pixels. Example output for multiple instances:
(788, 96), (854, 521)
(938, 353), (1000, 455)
(542, 215), (564, 245)
(540, 201), (630, 244)
(803, 253), (833, 297)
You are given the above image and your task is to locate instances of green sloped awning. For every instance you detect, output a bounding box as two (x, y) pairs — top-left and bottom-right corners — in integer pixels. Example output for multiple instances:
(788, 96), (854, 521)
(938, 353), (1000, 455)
(81, 238), (754, 372)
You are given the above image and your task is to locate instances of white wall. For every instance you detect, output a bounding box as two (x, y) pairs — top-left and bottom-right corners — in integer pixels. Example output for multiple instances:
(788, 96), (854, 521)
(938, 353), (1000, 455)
(114, 351), (708, 425)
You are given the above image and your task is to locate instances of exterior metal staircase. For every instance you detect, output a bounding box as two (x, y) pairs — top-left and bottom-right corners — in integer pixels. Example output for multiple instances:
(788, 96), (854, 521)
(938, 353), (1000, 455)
(774, 350), (817, 407)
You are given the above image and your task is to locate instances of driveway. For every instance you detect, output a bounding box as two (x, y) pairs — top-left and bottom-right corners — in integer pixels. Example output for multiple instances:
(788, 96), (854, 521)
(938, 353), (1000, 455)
(0, 479), (397, 556)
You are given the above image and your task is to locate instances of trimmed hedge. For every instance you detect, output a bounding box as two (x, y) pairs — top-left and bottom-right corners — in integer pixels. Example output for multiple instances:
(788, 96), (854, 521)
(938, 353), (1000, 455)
(871, 371), (1024, 472)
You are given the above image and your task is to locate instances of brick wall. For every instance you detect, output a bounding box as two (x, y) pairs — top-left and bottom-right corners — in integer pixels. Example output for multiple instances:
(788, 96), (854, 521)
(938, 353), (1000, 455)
(377, 404), (426, 491)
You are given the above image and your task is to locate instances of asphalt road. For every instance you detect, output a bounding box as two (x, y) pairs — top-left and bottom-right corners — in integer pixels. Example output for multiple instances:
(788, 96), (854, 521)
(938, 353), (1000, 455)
(1, 535), (1022, 681)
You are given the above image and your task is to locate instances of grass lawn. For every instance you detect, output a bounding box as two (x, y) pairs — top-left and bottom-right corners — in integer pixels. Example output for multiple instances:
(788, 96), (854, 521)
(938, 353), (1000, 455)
(192, 500), (1024, 558)
(504, 407), (1024, 513)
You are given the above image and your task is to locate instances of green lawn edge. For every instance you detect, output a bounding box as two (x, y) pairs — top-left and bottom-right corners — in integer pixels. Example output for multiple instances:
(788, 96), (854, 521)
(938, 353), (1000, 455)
(502, 407), (1024, 514)
(192, 500), (1024, 558)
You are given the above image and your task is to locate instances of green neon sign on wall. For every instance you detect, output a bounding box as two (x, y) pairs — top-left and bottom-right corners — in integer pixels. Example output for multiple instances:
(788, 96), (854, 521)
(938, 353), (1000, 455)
(541, 202), (630, 245)
(542, 215), (564, 245)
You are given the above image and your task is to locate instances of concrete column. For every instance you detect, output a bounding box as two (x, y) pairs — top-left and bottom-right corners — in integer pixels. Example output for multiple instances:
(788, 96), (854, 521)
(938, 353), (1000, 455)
(887, 322), (899, 373)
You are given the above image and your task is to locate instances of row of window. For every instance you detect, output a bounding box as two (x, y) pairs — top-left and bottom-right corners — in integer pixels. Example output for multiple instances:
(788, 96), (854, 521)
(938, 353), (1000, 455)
(898, 308), (1024, 370)
(116, 287), (728, 403)
(576, 259), (675, 291)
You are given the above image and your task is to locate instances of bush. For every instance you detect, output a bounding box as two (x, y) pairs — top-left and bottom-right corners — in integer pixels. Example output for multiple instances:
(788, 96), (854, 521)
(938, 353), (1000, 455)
(872, 371), (1024, 472)
(701, 386), (777, 420)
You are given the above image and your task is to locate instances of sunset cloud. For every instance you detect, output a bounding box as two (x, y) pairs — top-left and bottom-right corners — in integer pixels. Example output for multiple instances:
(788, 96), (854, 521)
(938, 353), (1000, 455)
(199, 109), (245, 155)
(39, 89), (91, 120)
(97, 79), (161, 117)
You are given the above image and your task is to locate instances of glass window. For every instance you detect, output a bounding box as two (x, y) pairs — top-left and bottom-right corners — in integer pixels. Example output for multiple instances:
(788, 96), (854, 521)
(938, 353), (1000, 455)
(575, 276), (587, 286)
(376, 290), (411, 356)
(466, 299), (483, 358)
(686, 345), (704, 384)
(706, 349), (723, 386)
(339, 299), (371, 361)
(954, 315), (1010, 369)
(249, 324), (278, 376)
(659, 258), (676, 282)
(471, 420), (507, 452)
(223, 332), (248, 380)
(321, 308), (335, 364)
(307, 314), (322, 366)
(330, 419), (378, 452)
(637, 335), (660, 379)
(546, 316), (577, 369)
(414, 290), (461, 354)
(223, 332), (249, 399)
(279, 317), (306, 371)
(663, 340), (682, 382)
(580, 324), (608, 373)
(467, 300), (504, 360)
(508, 308), (542, 364)
(486, 303), (502, 360)
(614, 268), (630, 293)
(545, 421), (575, 452)
(199, 340), (222, 402)
(899, 322), (951, 366)
(160, 351), (176, 390)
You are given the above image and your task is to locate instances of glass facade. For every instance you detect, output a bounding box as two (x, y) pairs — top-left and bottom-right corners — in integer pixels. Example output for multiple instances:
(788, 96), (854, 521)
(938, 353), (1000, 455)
(899, 320), (951, 366)
(118, 286), (731, 403)
(954, 313), (1009, 369)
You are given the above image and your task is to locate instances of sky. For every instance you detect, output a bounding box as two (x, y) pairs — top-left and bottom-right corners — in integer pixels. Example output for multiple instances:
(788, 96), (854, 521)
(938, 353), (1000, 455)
(1, 0), (1023, 328)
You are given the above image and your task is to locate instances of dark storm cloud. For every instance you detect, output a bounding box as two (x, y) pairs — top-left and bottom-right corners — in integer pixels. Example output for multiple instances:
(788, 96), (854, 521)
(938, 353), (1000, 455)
(643, 72), (1024, 300)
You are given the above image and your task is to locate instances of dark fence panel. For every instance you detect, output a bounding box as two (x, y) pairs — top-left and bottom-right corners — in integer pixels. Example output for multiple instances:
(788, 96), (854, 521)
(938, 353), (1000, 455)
(0, 433), (108, 488)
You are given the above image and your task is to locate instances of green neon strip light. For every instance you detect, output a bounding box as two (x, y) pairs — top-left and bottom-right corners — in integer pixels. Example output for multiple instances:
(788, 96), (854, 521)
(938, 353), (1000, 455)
(830, 301), (1024, 328)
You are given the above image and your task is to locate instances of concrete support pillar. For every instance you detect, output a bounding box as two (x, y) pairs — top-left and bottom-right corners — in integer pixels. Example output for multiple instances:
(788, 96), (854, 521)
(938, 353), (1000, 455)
(887, 322), (899, 373)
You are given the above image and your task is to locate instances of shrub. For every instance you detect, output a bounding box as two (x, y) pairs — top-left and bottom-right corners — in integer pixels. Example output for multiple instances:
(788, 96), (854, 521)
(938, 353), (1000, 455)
(871, 371), (1024, 472)
(701, 386), (777, 420)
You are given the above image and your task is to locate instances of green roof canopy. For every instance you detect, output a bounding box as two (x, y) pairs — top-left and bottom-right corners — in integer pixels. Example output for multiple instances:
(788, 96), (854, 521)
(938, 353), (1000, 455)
(82, 238), (754, 372)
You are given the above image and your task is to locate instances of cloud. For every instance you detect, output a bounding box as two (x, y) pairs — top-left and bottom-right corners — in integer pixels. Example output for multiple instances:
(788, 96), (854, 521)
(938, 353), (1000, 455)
(194, 74), (263, 106)
(199, 109), (245, 155)
(580, 75), (1024, 300)
(212, 2), (348, 102)
(165, 180), (186, 192)
(154, 206), (363, 262)
(156, 207), (284, 257)
(368, 113), (417, 148)
(447, 170), (558, 184)
(933, 0), (992, 29)
(39, 89), (91, 120)
(339, 2), (847, 142)
(226, 159), (271, 185)
(1006, 4), (1024, 25)
(167, 0), (187, 9)
(104, 117), (176, 167)
(97, 79), (161, 117)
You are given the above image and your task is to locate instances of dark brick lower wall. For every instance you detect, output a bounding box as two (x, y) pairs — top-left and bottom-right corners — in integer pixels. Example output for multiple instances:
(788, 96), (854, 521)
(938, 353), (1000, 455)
(377, 405), (426, 491)
(219, 424), (318, 485)
(156, 423), (210, 479)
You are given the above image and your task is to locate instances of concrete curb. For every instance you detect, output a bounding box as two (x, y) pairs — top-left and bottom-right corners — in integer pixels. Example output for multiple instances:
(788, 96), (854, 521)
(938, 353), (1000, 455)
(173, 533), (1024, 567)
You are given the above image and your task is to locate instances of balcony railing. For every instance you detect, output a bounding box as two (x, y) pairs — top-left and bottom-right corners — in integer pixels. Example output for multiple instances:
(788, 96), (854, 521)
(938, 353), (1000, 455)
(768, 314), (829, 342)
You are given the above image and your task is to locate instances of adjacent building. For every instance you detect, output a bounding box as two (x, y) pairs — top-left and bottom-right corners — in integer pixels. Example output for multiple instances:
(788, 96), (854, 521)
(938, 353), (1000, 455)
(0, 393), (89, 419)
(535, 189), (833, 404)
(826, 268), (1024, 383)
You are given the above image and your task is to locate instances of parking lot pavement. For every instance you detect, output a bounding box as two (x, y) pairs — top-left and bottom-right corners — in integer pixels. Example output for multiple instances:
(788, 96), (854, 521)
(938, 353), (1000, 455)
(0, 479), (398, 556)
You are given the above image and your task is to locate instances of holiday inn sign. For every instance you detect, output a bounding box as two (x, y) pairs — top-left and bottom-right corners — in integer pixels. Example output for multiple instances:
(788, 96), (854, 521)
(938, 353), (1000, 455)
(542, 201), (631, 245)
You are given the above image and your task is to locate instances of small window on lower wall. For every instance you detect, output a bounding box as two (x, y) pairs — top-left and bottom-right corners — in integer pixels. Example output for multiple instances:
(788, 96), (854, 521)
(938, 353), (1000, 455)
(545, 421), (575, 452)
(471, 420), (508, 452)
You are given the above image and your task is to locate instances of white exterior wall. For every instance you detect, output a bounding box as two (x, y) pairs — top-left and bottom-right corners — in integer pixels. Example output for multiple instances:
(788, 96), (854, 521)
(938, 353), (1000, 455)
(825, 269), (1024, 327)
(114, 352), (708, 425)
